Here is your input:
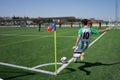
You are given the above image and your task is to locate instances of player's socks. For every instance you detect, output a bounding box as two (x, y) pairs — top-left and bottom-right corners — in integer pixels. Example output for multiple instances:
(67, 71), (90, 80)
(80, 52), (84, 61)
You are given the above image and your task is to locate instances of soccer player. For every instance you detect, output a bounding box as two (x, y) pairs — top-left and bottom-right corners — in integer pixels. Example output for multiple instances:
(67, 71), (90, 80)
(38, 21), (42, 32)
(99, 22), (102, 28)
(70, 22), (73, 28)
(72, 19), (110, 63)
(59, 22), (62, 28)
(88, 21), (93, 27)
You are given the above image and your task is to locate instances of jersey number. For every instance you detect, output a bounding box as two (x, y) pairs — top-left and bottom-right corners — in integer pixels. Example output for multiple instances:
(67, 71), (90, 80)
(83, 32), (90, 39)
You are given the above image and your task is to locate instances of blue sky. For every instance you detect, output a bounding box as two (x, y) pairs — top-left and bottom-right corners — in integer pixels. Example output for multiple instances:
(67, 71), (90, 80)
(0, 0), (119, 20)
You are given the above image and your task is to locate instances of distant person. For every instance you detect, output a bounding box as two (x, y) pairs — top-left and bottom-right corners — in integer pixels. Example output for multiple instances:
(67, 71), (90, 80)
(79, 22), (81, 27)
(99, 22), (101, 28)
(38, 22), (41, 31)
(88, 21), (93, 27)
(59, 22), (62, 28)
(70, 22), (73, 28)
(72, 19), (110, 63)
(105, 21), (109, 27)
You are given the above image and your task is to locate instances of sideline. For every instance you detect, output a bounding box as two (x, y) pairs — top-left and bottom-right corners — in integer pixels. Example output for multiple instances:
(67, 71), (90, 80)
(0, 62), (58, 75)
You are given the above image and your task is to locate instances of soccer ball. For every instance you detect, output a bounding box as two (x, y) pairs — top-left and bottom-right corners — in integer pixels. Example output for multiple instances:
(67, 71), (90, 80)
(0, 78), (3, 80)
(60, 56), (68, 64)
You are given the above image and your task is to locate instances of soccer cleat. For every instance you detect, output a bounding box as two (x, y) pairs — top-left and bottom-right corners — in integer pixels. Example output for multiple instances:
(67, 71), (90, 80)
(73, 57), (77, 63)
(62, 61), (68, 64)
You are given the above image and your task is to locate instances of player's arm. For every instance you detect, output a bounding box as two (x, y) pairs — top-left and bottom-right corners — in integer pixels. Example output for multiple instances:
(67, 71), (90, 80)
(99, 28), (110, 34)
(72, 36), (81, 50)
(75, 36), (81, 46)
(91, 28), (110, 35)
(73, 29), (82, 50)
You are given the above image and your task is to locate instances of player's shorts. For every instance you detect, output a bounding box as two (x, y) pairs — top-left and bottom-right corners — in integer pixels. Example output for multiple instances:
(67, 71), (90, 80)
(74, 46), (83, 53)
(74, 41), (89, 53)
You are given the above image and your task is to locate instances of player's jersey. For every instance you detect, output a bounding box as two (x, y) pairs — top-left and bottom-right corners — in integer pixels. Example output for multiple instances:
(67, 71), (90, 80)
(75, 26), (99, 52)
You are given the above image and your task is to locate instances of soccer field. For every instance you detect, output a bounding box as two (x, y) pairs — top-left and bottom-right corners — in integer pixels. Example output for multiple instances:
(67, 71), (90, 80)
(0, 27), (120, 80)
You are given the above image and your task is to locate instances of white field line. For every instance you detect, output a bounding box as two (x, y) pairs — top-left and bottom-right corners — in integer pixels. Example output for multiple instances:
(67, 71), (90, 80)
(56, 32), (106, 74)
(0, 33), (97, 39)
(32, 63), (62, 69)
(56, 58), (74, 74)
(0, 62), (56, 75)
(0, 33), (50, 37)
(0, 33), (76, 37)
(88, 32), (106, 47)
(0, 33), (17, 36)
(0, 33), (98, 39)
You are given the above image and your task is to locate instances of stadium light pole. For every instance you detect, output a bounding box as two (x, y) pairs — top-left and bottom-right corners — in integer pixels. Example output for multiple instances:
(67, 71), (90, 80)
(115, 0), (118, 27)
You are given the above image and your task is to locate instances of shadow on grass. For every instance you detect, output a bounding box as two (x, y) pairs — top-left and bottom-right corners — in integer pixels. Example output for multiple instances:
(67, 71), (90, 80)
(78, 61), (120, 75)
(0, 70), (35, 80)
(58, 67), (77, 75)
(58, 62), (120, 75)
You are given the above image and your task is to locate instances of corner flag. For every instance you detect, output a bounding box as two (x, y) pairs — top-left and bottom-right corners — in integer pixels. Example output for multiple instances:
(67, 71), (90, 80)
(46, 21), (56, 32)
(51, 21), (56, 31)
(46, 21), (57, 72)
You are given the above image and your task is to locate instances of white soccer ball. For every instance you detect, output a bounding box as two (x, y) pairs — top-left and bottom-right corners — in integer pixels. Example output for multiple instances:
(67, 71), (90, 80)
(60, 56), (67, 64)
(0, 78), (3, 80)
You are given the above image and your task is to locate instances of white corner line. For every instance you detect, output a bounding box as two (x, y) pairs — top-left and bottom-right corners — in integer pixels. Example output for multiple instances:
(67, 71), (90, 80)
(0, 62), (56, 75)
(56, 58), (74, 74)
(32, 63), (62, 69)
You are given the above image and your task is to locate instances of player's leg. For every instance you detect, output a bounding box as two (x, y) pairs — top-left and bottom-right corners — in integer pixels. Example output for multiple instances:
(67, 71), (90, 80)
(80, 42), (89, 61)
(73, 46), (84, 62)
(73, 52), (84, 62)
(73, 46), (81, 62)
(80, 52), (84, 61)
(73, 53), (81, 63)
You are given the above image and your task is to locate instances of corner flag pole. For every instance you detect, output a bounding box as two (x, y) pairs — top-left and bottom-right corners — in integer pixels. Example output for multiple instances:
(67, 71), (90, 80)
(52, 20), (57, 73)
(54, 30), (57, 73)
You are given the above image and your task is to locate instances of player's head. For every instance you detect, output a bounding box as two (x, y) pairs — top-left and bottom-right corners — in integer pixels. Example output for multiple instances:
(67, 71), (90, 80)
(81, 19), (88, 26)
